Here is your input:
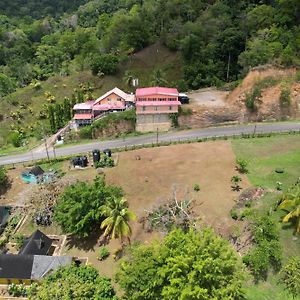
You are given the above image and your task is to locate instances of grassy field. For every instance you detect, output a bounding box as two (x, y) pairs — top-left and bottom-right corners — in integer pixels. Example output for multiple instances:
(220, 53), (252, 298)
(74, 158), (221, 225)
(232, 135), (300, 300)
(232, 135), (300, 189)
(0, 43), (182, 147)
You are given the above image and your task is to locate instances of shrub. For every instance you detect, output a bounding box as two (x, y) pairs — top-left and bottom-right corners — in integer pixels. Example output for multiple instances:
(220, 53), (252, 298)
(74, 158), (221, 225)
(193, 183), (200, 192)
(230, 208), (238, 220)
(79, 126), (92, 139)
(95, 156), (114, 168)
(9, 131), (23, 147)
(276, 181), (283, 191)
(275, 168), (284, 174)
(243, 215), (282, 282)
(279, 87), (291, 107)
(8, 283), (27, 297)
(0, 167), (8, 188)
(279, 256), (300, 298)
(296, 70), (300, 82)
(98, 246), (110, 261)
(240, 208), (253, 220)
(178, 106), (192, 116)
(236, 158), (249, 174)
(12, 233), (25, 250)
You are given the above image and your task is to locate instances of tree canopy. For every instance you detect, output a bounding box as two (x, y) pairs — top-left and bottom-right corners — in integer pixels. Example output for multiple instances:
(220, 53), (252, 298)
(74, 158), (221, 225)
(54, 176), (123, 237)
(0, 0), (300, 94)
(116, 227), (246, 300)
(28, 264), (118, 300)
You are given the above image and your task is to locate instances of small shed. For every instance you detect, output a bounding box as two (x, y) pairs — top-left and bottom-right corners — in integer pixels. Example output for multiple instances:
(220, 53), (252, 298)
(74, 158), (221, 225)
(21, 166), (45, 184)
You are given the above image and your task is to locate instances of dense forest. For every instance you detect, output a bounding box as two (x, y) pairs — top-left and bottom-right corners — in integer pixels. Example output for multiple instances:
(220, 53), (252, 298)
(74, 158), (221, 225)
(0, 0), (299, 96)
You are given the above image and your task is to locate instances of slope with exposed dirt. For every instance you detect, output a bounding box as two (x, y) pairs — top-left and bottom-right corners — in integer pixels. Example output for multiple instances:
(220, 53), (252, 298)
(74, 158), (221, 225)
(179, 67), (300, 129)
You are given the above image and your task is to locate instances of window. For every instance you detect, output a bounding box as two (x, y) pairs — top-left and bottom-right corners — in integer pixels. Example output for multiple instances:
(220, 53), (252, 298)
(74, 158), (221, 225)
(155, 106), (158, 111)
(142, 106), (146, 111)
(169, 106), (172, 110)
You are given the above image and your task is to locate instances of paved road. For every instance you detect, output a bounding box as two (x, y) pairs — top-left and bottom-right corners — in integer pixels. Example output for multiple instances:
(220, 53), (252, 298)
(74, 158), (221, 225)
(1, 122), (300, 166)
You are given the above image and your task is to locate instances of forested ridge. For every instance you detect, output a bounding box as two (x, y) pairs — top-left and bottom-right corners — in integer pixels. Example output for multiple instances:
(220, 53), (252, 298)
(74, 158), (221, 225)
(0, 0), (299, 96)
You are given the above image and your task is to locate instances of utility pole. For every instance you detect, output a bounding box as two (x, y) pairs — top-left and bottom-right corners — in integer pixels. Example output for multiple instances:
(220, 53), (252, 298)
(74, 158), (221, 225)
(253, 124), (257, 136)
(53, 146), (57, 159)
(44, 137), (50, 161)
(226, 52), (231, 82)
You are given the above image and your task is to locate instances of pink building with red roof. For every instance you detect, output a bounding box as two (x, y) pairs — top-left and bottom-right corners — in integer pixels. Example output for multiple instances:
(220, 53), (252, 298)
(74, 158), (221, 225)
(135, 87), (181, 132)
(73, 87), (135, 126)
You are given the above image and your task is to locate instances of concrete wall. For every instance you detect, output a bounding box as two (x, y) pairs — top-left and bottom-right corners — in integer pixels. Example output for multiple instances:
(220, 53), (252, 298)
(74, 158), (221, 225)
(136, 104), (178, 114)
(136, 114), (171, 132)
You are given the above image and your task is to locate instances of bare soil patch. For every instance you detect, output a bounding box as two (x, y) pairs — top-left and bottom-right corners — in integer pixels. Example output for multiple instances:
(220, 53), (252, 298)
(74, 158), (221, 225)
(187, 88), (229, 107)
(105, 142), (250, 238)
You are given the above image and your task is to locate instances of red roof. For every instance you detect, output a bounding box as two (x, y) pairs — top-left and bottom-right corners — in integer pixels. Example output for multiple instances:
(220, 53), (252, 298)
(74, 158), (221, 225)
(136, 87), (178, 97)
(136, 101), (181, 106)
(74, 113), (93, 120)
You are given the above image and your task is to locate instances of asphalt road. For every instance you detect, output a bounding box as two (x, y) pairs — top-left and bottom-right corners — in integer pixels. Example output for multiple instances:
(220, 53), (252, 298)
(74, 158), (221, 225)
(1, 122), (300, 166)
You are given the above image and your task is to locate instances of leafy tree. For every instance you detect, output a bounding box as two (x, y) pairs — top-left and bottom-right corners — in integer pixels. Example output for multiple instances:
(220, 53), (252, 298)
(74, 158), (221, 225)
(28, 264), (118, 300)
(0, 73), (16, 96)
(278, 182), (300, 234)
(150, 69), (168, 87)
(100, 197), (136, 242)
(123, 70), (135, 88)
(0, 167), (8, 189)
(116, 228), (246, 300)
(90, 54), (119, 76)
(279, 256), (300, 298)
(54, 176), (123, 237)
(9, 131), (23, 147)
(243, 215), (282, 282)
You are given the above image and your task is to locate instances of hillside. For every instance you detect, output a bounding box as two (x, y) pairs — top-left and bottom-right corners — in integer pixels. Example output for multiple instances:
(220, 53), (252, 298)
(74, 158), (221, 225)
(0, 43), (182, 151)
(1, 0), (300, 151)
(178, 67), (300, 129)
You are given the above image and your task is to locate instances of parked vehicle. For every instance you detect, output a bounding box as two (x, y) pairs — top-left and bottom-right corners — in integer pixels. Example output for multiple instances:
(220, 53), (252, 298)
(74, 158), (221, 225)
(179, 93), (189, 104)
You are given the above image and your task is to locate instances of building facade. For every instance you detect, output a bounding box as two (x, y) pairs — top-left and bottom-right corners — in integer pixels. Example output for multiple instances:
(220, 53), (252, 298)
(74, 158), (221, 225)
(73, 87), (135, 126)
(135, 87), (181, 132)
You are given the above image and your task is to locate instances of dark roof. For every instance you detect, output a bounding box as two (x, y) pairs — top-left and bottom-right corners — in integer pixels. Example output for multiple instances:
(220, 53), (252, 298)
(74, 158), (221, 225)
(0, 254), (73, 280)
(0, 254), (34, 280)
(19, 230), (52, 256)
(30, 166), (44, 176)
(0, 207), (10, 226)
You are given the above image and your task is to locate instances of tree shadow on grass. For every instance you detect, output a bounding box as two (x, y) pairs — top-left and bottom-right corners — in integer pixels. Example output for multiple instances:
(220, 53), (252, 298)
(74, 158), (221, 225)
(65, 229), (102, 252)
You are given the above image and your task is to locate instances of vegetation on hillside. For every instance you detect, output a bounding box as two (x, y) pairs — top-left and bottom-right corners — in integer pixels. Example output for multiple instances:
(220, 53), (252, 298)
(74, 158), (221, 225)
(0, 0), (299, 94)
(0, 0), (299, 148)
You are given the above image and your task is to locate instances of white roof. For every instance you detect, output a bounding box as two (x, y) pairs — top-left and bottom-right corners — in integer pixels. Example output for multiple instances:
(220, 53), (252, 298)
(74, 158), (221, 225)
(94, 87), (134, 105)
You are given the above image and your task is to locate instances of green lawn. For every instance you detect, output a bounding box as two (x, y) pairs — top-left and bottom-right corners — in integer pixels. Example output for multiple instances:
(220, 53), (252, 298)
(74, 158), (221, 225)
(232, 135), (300, 300)
(232, 135), (300, 190)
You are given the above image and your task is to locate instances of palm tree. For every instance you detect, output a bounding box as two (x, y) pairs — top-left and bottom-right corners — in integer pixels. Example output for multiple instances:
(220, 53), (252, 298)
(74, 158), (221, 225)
(150, 69), (168, 87)
(123, 70), (135, 88)
(100, 197), (136, 242)
(278, 184), (300, 233)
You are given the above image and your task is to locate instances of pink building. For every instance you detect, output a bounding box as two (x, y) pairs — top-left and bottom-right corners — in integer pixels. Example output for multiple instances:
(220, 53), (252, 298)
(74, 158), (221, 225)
(135, 87), (181, 132)
(73, 87), (135, 126)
